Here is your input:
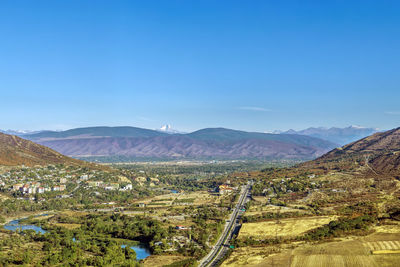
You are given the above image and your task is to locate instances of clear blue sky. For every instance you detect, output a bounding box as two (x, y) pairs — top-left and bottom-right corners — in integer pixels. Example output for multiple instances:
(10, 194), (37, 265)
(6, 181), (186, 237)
(1, 0), (399, 132)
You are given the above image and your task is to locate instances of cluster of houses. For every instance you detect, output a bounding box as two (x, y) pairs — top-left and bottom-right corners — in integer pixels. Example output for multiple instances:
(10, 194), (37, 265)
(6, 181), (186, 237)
(217, 184), (234, 195)
(86, 180), (133, 191)
(78, 174), (89, 183)
(0, 166), (137, 199)
(11, 182), (66, 194)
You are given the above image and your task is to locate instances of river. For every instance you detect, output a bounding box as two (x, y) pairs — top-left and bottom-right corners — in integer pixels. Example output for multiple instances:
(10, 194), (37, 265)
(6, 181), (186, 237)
(3, 217), (151, 260)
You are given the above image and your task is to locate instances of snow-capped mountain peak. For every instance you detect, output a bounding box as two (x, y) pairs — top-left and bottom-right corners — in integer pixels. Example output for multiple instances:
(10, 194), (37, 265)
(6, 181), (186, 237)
(160, 124), (172, 132)
(349, 125), (366, 129)
(158, 125), (184, 134)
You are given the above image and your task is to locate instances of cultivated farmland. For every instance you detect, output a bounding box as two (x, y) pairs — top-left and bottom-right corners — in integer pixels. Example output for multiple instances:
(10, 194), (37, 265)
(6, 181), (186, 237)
(239, 216), (337, 240)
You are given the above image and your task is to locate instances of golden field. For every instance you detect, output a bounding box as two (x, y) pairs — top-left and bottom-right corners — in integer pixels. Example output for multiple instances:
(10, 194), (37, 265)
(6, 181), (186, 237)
(224, 221), (400, 267)
(239, 216), (337, 240)
(142, 255), (189, 266)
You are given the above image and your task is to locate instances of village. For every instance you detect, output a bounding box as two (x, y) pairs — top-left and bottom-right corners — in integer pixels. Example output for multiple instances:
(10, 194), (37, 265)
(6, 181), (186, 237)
(0, 165), (134, 200)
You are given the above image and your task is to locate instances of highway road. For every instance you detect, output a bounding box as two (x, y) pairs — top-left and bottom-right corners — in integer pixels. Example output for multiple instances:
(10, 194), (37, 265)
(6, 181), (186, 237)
(199, 181), (252, 267)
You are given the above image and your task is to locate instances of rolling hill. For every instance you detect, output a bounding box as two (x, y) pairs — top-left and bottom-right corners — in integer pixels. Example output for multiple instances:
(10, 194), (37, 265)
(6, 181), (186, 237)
(0, 132), (92, 167)
(24, 126), (337, 161)
(301, 127), (400, 176)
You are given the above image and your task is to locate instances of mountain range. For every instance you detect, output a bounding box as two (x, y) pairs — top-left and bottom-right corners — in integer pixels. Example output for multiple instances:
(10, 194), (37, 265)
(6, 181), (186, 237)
(280, 126), (378, 146)
(22, 126), (337, 162)
(1, 126), (399, 174)
(3, 125), (378, 145)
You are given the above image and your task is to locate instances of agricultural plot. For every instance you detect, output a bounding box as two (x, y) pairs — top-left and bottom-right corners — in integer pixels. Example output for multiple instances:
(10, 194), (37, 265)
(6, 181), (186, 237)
(246, 204), (309, 216)
(363, 226), (400, 256)
(180, 191), (222, 205)
(373, 221), (400, 234)
(132, 190), (220, 207)
(220, 246), (286, 267)
(365, 241), (400, 252)
(239, 216), (337, 240)
(225, 231), (400, 267)
(142, 255), (189, 266)
(290, 236), (400, 267)
(289, 239), (374, 267)
(290, 254), (377, 267)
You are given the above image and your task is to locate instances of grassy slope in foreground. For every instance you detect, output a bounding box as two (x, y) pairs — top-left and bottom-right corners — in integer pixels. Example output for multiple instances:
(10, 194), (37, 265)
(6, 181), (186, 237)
(0, 132), (96, 168)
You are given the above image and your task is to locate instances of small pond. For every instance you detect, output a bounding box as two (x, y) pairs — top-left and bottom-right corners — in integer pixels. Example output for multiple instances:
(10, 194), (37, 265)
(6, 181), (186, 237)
(121, 244), (152, 260)
(3, 219), (46, 234)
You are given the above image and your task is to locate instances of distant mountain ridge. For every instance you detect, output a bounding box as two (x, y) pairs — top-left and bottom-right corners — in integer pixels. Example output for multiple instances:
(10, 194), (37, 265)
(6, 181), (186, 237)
(27, 126), (168, 140)
(24, 126), (337, 161)
(0, 129), (44, 136)
(280, 126), (379, 145)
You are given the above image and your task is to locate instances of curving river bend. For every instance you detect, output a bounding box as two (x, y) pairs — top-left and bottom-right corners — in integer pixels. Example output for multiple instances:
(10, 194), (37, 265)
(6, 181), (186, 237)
(3, 216), (151, 260)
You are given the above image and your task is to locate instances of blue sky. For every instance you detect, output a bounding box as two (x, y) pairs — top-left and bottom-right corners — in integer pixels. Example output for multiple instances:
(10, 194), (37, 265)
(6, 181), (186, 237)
(1, 0), (399, 132)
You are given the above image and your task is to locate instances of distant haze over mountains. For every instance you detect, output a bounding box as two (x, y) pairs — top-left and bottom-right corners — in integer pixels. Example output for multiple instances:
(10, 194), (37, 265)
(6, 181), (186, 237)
(0, 129), (43, 136)
(21, 126), (337, 162)
(2, 125), (379, 145)
(278, 126), (379, 146)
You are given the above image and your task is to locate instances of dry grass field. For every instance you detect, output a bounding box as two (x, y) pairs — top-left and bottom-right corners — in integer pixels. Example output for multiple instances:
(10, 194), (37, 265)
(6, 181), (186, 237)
(60, 210), (88, 217)
(118, 175), (131, 183)
(180, 191), (221, 205)
(51, 223), (81, 229)
(239, 216), (337, 240)
(223, 239), (400, 267)
(142, 255), (189, 266)
(225, 223), (400, 267)
(289, 234), (400, 267)
(221, 246), (285, 266)
(290, 254), (377, 267)
(374, 221), (400, 234)
(132, 190), (221, 207)
(0, 193), (9, 200)
(246, 204), (309, 216)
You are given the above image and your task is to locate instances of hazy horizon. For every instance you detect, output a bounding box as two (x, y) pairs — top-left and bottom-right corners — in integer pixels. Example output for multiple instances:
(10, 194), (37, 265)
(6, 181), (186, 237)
(0, 124), (383, 135)
(1, 1), (400, 132)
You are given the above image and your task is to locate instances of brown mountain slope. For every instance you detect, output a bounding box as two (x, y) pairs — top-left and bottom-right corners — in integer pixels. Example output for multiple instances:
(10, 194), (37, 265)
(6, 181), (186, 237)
(336, 127), (400, 153)
(0, 132), (90, 167)
(300, 127), (400, 177)
(37, 136), (332, 160)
